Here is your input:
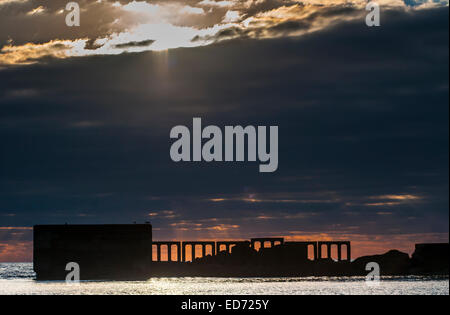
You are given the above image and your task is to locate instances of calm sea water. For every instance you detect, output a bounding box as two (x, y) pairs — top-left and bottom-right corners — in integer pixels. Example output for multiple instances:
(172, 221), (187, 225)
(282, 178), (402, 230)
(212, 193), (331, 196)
(0, 263), (448, 295)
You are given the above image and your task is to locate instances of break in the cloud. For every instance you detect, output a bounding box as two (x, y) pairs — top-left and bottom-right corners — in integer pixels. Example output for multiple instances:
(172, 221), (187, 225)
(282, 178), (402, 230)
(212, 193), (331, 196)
(0, 0), (448, 65)
(0, 227), (32, 262)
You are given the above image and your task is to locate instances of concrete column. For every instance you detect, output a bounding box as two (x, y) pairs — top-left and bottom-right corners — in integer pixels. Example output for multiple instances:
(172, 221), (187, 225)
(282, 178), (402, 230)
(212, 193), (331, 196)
(182, 244), (186, 262)
(156, 244), (161, 262)
(202, 244), (206, 258)
(168, 245), (172, 262)
(314, 243), (318, 260)
(177, 244), (181, 262)
(191, 244), (195, 261)
(337, 244), (342, 261)
(327, 243), (331, 259)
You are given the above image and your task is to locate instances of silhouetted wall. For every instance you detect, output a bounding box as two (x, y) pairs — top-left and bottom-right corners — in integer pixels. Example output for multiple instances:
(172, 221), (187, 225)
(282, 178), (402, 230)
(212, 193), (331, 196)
(411, 243), (449, 274)
(34, 224), (152, 279)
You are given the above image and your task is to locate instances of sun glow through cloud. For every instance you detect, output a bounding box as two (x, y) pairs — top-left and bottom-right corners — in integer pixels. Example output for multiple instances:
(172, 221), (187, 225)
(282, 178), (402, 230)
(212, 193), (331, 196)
(0, 0), (448, 65)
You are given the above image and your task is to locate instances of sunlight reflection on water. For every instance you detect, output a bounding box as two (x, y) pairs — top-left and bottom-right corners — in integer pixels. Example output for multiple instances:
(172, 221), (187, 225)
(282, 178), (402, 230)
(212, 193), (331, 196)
(0, 263), (448, 295)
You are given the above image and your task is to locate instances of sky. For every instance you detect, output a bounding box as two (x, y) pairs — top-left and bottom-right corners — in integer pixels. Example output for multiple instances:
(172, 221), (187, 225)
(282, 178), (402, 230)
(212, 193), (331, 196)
(0, 0), (449, 262)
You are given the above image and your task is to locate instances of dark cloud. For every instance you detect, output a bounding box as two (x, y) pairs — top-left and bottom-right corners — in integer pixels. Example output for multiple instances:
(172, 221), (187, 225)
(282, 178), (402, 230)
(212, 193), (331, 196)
(0, 7), (448, 248)
(114, 39), (155, 49)
(0, 0), (126, 47)
(0, 228), (32, 242)
(2, 1), (447, 65)
(193, 4), (363, 42)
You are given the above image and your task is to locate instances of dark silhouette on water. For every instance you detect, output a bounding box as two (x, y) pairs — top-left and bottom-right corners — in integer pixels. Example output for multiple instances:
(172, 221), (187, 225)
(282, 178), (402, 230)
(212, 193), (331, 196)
(33, 224), (449, 280)
(34, 225), (152, 280)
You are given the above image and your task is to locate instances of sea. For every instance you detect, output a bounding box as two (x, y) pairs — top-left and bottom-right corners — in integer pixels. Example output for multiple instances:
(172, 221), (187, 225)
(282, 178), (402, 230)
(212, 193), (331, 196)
(0, 263), (448, 295)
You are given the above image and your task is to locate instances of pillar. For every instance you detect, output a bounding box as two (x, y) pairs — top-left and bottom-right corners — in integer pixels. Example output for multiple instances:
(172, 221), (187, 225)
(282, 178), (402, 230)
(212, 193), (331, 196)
(168, 244), (172, 262)
(337, 244), (342, 261)
(327, 243), (331, 259)
(156, 244), (161, 262)
(314, 243), (318, 260)
(191, 244), (195, 261)
(177, 243), (181, 262)
(207, 244), (211, 256)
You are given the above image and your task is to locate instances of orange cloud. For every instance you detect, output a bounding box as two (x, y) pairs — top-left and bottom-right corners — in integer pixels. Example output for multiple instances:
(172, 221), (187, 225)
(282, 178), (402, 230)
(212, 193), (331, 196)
(0, 241), (32, 262)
